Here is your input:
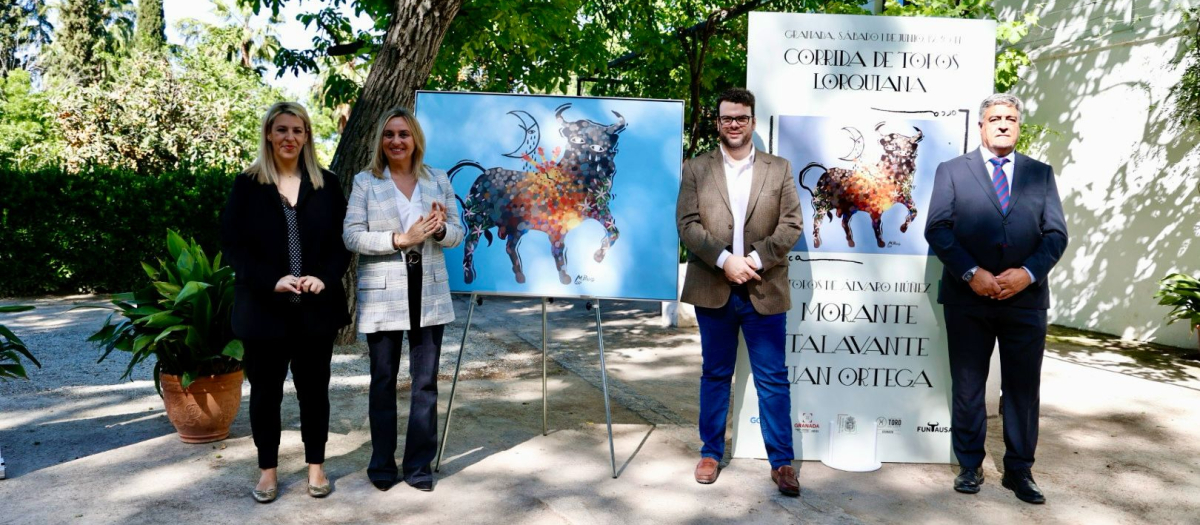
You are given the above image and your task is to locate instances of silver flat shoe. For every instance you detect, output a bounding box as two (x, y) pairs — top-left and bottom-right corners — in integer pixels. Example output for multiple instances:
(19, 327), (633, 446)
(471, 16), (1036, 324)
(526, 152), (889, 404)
(308, 482), (331, 498)
(252, 486), (277, 503)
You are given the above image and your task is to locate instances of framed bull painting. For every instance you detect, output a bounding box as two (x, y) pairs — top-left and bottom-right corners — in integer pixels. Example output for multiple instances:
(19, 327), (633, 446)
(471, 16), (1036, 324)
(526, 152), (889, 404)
(416, 91), (685, 301)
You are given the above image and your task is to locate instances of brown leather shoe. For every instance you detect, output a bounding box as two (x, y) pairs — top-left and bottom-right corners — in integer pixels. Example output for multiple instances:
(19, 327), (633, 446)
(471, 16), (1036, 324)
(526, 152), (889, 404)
(771, 465), (800, 496)
(694, 457), (720, 484)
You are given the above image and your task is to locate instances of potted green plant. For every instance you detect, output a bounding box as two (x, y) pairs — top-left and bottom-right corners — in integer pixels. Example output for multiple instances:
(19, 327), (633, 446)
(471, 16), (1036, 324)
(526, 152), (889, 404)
(86, 230), (244, 443)
(1, 305), (38, 380)
(1156, 272), (1200, 349)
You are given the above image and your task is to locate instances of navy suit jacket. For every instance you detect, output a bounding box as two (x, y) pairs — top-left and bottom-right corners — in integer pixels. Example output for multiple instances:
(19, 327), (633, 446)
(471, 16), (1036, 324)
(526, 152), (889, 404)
(924, 149), (1068, 310)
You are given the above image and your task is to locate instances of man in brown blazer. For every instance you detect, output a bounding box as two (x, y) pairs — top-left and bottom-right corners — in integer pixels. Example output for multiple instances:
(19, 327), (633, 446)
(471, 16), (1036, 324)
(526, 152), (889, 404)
(676, 88), (804, 496)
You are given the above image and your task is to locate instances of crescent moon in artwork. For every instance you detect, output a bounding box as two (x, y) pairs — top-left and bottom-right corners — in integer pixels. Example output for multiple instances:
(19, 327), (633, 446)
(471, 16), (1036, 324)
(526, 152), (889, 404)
(839, 126), (865, 161)
(502, 110), (541, 160)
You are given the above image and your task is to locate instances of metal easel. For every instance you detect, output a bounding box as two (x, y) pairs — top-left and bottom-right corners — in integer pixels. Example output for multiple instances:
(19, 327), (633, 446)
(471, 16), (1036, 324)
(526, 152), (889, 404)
(435, 294), (619, 478)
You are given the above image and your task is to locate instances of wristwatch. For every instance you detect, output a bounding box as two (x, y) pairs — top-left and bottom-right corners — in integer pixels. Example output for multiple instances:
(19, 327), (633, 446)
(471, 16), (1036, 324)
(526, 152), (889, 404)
(963, 266), (978, 282)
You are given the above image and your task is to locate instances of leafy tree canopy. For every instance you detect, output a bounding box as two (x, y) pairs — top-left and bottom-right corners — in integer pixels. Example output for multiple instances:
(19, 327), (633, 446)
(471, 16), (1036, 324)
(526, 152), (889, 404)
(0, 0), (287, 174)
(0, 68), (57, 169)
(54, 49), (283, 174)
(44, 0), (107, 86)
(254, 0), (1035, 153)
(0, 0), (53, 77)
(135, 0), (167, 51)
(178, 0), (284, 73)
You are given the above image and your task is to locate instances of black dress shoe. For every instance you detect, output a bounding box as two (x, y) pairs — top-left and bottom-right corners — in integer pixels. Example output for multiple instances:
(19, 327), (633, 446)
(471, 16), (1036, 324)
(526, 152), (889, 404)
(954, 467), (984, 494)
(1002, 469), (1046, 504)
(371, 478), (396, 491)
(408, 479), (434, 492)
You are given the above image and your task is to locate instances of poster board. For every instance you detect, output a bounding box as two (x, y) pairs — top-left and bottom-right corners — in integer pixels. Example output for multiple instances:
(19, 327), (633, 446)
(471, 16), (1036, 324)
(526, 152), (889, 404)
(734, 12), (996, 463)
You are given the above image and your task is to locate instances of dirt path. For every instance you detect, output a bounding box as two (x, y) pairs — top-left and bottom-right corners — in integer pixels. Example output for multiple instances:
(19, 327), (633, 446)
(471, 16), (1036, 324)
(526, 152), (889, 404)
(1, 295), (1197, 524)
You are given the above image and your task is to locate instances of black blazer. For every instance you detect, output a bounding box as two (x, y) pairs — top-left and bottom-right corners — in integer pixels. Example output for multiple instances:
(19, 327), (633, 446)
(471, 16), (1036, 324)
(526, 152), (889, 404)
(220, 168), (352, 339)
(924, 149), (1068, 309)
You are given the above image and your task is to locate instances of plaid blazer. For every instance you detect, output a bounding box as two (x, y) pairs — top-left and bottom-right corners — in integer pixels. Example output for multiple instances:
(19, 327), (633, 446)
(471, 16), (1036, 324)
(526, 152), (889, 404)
(343, 168), (464, 333)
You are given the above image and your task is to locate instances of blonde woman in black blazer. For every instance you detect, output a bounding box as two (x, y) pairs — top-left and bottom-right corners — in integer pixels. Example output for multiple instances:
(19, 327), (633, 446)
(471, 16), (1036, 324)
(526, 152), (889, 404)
(221, 102), (351, 503)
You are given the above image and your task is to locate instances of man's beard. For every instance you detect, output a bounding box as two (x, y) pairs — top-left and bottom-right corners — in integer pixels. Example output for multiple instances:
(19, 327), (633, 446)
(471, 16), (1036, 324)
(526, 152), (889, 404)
(719, 131), (749, 150)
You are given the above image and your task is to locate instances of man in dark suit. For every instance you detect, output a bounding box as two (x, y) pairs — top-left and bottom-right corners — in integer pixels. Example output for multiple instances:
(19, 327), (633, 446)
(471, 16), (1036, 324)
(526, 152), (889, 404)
(925, 93), (1068, 504)
(676, 88), (804, 496)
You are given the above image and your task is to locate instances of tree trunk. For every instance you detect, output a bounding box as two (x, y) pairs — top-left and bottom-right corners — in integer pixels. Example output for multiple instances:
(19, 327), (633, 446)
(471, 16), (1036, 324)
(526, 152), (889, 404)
(330, 0), (464, 344)
(681, 11), (721, 158)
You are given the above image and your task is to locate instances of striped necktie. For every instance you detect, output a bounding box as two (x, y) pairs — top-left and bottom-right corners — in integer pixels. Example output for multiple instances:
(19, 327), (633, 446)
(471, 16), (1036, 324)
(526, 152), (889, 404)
(989, 157), (1011, 214)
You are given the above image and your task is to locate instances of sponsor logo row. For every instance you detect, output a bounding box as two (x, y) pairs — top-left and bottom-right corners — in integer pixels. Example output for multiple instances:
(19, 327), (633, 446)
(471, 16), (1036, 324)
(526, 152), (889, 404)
(748, 413), (952, 435)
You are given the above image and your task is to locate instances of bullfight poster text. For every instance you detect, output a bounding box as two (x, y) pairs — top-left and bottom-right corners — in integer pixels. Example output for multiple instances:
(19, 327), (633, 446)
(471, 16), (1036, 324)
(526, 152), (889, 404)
(416, 91), (685, 301)
(733, 13), (997, 464)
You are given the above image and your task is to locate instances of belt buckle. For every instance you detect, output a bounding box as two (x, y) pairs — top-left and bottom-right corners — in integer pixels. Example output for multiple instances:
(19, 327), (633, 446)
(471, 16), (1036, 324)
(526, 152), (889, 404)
(406, 250), (422, 265)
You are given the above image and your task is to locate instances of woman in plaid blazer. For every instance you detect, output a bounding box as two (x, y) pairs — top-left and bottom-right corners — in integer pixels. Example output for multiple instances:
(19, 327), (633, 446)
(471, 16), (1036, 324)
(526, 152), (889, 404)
(343, 107), (463, 492)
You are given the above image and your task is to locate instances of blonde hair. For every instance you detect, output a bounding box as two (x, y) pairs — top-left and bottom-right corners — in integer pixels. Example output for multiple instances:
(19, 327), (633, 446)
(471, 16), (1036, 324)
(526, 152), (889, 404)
(366, 106), (430, 180)
(246, 102), (325, 189)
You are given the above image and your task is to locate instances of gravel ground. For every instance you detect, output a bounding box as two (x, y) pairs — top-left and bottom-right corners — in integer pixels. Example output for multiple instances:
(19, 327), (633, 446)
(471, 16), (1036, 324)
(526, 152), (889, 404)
(0, 294), (547, 398)
(0, 295), (145, 396)
(3, 294), (1199, 524)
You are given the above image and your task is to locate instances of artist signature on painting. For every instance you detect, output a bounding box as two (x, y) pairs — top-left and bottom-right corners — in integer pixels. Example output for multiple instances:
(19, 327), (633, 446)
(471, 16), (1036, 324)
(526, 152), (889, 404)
(887, 241), (901, 248)
(575, 274), (596, 285)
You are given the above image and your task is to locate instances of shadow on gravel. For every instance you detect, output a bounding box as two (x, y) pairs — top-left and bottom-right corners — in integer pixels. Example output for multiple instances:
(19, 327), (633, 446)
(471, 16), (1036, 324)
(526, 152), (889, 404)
(1045, 325), (1200, 387)
(0, 409), (176, 478)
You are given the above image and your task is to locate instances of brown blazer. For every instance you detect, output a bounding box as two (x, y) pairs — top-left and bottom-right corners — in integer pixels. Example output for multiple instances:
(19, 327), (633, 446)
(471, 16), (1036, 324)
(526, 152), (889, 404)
(676, 148), (803, 315)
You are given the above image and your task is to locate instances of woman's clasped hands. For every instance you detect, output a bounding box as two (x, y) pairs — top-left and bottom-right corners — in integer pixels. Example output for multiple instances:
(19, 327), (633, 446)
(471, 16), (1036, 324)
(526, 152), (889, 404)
(274, 274), (327, 295)
(392, 201), (448, 249)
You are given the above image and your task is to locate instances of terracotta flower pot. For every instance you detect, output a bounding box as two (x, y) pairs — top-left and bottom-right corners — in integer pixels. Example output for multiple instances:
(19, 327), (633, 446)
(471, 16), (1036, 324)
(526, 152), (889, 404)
(160, 370), (244, 443)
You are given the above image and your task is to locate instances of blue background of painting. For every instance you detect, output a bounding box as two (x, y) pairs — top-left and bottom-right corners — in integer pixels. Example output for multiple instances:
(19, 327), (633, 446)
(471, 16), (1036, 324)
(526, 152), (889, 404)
(416, 92), (684, 300)
(778, 115), (964, 256)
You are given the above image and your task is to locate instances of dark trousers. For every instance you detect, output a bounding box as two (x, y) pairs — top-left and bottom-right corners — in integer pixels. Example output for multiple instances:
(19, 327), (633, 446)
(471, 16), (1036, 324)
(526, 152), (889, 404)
(944, 304), (1047, 471)
(366, 259), (445, 485)
(695, 287), (793, 469)
(243, 331), (335, 469)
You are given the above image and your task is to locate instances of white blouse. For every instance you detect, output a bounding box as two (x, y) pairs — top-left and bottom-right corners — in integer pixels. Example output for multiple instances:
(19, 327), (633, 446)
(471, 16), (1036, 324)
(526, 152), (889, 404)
(385, 167), (423, 233)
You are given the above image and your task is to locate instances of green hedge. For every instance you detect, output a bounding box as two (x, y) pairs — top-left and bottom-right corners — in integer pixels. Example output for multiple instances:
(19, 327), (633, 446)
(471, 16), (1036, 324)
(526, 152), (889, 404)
(0, 167), (237, 296)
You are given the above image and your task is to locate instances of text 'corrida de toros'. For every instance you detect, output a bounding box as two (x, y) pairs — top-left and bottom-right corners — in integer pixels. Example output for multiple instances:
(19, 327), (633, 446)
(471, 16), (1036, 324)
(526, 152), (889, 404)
(782, 48), (962, 93)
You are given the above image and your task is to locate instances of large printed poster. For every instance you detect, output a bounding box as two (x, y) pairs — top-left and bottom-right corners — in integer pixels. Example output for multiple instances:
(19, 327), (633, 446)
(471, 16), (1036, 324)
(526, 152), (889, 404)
(416, 92), (684, 300)
(735, 13), (996, 463)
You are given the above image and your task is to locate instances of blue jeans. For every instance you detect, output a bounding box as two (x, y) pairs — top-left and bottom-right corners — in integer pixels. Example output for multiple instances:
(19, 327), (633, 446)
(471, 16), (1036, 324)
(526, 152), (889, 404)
(695, 289), (793, 469)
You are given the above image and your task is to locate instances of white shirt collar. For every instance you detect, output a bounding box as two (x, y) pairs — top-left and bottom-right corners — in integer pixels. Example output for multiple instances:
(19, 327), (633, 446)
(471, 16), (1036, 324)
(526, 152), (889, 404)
(720, 144), (755, 169)
(979, 147), (1015, 165)
(384, 166), (422, 203)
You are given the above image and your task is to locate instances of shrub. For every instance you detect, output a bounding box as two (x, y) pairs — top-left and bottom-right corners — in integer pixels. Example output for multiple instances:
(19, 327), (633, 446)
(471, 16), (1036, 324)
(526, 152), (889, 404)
(0, 166), (236, 296)
(1157, 273), (1200, 335)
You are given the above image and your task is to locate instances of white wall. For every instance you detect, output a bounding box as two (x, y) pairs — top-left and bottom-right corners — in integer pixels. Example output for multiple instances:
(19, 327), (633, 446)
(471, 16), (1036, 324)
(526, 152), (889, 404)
(997, 0), (1200, 348)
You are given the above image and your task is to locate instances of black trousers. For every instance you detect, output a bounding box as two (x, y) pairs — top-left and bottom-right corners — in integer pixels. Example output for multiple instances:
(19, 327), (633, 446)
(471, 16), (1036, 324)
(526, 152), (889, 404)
(944, 304), (1047, 471)
(366, 257), (445, 485)
(243, 329), (336, 469)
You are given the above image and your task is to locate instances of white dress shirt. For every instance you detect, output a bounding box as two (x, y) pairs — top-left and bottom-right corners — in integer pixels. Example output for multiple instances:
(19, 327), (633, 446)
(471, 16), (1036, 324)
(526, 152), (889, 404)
(715, 144), (763, 271)
(386, 168), (424, 230)
(386, 167), (423, 261)
(980, 147), (1015, 193)
(967, 148), (1034, 284)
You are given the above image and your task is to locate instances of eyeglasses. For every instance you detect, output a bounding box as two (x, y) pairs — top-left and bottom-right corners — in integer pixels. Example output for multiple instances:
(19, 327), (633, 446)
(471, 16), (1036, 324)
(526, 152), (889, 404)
(718, 115), (753, 127)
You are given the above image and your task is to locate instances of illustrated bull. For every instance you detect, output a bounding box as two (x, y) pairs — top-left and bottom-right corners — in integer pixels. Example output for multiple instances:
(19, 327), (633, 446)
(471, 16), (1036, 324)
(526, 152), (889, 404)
(449, 104), (626, 285)
(798, 122), (923, 249)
